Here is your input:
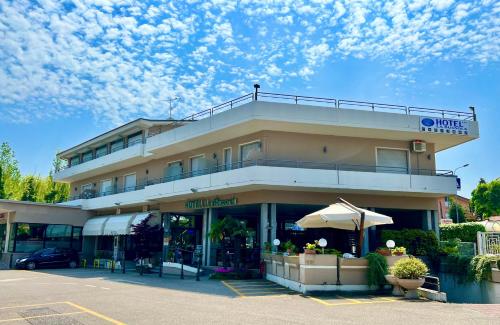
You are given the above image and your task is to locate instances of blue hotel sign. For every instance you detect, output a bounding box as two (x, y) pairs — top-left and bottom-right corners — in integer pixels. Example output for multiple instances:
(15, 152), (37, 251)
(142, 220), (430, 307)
(420, 117), (469, 135)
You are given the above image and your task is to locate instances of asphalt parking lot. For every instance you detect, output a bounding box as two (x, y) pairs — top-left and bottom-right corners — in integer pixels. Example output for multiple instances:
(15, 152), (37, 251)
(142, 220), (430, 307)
(0, 269), (498, 324)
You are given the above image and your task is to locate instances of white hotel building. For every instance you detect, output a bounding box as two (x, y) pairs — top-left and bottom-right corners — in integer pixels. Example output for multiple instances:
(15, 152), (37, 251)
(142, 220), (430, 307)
(54, 86), (479, 267)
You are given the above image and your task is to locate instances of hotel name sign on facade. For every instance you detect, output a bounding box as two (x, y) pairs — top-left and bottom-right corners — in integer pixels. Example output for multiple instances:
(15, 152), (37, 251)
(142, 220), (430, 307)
(420, 117), (470, 135)
(185, 197), (238, 209)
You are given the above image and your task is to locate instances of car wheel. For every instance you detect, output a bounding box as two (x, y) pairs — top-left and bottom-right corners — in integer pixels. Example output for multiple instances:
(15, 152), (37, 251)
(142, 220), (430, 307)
(69, 261), (77, 269)
(26, 262), (36, 270)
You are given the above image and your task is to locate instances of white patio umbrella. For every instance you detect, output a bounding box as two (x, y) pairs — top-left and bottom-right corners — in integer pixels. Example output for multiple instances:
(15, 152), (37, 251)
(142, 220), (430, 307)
(296, 198), (393, 256)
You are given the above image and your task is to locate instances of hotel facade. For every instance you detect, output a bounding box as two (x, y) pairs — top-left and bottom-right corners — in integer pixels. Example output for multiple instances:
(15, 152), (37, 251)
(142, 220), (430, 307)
(53, 88), (479, 268)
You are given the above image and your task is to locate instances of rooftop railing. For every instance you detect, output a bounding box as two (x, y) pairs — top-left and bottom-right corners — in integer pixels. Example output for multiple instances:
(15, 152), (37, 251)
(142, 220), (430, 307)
(178, 88), (476, 122)
(66, 159), (454, 201)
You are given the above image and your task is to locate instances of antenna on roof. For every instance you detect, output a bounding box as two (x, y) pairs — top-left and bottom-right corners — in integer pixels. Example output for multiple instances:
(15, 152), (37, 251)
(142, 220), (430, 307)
(161, 97), (180, 120)
(253, 84), (260, 101)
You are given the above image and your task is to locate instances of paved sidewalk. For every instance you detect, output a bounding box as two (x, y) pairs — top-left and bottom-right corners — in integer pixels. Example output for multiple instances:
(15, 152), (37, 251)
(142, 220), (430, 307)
(0, 269), (498, 324)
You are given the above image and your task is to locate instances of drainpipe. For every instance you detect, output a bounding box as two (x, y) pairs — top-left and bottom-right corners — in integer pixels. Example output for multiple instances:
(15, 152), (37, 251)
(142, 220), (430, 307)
(469, 106), (476, 121)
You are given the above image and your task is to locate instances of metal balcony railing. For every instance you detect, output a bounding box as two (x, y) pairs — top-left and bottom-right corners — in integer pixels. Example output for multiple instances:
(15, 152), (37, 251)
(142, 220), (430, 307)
(58, 138), (145, 171)
(66, 159), (454, 201)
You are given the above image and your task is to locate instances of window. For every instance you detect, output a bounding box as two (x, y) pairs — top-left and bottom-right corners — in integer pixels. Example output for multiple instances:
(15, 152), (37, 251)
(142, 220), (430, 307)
(165, 161), (183, 181)
(95, 145), (108, 158)
(82, 151), (93, 163)
(124, 174), (136, 192)
(190, 155), (206, 176)
(13, 223), (46, 253)
(110, 139), (124, 153)
(376, 148), (409, 174)
(81, 183), (94, 199)
(97, 236), (113, 251)
(72, 227), (83, 251)
(44, 225), (72, 249)
(127, 132), (143, 147)
(223, 148), (232, 171)
(69, 156), (80, 167)
(240, 141), (261, 167)
(100, 179), (112, 196)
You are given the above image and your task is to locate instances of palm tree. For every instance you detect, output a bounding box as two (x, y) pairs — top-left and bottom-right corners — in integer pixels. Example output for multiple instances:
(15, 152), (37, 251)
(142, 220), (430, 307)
(209, 215), (249, 269)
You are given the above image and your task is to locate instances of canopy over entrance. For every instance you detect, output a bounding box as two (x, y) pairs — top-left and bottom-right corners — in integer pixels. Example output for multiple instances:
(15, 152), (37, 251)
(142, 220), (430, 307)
(296, 203), (393, 230)
(296, 198), (393, 256)
(83, 212), (158, 236)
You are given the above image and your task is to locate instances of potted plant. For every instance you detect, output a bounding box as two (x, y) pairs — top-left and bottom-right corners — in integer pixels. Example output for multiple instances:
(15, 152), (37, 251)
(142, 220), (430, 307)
(375, 247), (391, 256)
(282, 240), (296, 255)
(391, 257), (428, 299)
(391, 246), (406, 256)
(304, 242), (317, 254)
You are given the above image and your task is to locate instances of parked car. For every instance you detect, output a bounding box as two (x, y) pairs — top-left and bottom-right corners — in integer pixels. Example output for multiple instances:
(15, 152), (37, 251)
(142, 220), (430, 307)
(15, 248), (79, 270)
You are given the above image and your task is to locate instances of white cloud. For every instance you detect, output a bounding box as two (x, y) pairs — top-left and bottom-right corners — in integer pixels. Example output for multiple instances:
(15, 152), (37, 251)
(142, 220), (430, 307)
(0, 0), (498, 125)
(431, 0), (454, 11)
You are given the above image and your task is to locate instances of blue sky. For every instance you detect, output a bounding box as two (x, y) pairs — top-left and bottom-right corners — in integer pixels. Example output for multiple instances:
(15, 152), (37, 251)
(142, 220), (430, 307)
(0, 0), (498, 197)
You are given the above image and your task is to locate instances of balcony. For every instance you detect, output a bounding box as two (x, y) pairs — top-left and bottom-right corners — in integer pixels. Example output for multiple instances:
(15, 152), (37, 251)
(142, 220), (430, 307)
(143, 160), (456, 202)
(54, 141), (147, 183)
(61, 159), (456, 209)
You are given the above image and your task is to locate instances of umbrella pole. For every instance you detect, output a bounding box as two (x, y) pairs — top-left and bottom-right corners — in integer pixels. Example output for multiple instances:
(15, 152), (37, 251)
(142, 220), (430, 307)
(357, 211), (365, 257)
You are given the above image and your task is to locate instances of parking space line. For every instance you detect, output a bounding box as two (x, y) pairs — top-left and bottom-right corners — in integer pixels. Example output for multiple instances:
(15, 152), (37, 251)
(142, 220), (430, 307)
(0, 311), (85, 323)
(221, 281), (245, 297)
(0, 302), (66, 310)
(306, 295), (400, 307)
(65, 301), (126, 325)
(336, 295), (363, 304)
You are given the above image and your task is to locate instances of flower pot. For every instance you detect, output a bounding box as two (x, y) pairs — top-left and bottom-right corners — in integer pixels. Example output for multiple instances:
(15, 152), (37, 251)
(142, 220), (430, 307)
(304, 249), (316, 255)
(393, 252), (404, 256)
(384, 274), (404, 296)
(397, 278), (425, 299)
(376, 248), (391, 256)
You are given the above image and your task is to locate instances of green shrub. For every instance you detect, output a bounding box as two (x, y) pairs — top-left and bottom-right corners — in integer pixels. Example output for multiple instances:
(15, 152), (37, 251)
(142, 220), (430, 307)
(439, 238), (461, 255)
(323, 248), (342, 256)
(440, 254), (473, 281)
(469, 255), (500, 282)
(365, 253), (389, 287)
(391, 257), (428, 279)
(380, 229), (439, 256)
(439, 222), (486, 242)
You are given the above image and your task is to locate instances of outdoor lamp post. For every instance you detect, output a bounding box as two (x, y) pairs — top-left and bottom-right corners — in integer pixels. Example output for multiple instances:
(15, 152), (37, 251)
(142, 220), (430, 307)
(318, 238), (327, 254)
(452, 163), (470, 223)
(273, 239), (280, 254)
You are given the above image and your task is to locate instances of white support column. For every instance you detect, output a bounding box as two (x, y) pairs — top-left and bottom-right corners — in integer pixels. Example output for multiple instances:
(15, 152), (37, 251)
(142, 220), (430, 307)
(431, 210), (440, 240)
(205, 208), (212, 266)
(202, 208), (208, 266)
(260, 203), (269, 248)
(425, 210), (432, 231)
(270, 203), (277, 243)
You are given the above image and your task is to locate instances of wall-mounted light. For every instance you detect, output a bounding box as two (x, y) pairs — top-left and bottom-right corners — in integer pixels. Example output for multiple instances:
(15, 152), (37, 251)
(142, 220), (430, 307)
(323, 146), (327, 153)
(213, 153), (217, 159)
(146, 169), (149, 175)
(427, 154), (432, 160)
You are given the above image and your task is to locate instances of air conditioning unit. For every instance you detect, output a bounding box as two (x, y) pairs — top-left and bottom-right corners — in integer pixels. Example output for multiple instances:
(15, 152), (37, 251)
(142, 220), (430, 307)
(412, 140), (427, 153)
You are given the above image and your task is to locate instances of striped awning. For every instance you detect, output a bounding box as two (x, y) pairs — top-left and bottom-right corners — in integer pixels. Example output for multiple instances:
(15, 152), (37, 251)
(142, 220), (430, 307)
(83, 212), (159, 236)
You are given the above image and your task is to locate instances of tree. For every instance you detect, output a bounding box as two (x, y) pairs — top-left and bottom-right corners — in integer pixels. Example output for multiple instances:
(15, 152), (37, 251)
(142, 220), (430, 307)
(130, 215), (162, 260)
(21, 176), (38, 202)
(471, 178), (500, 220)
(44, 155), (69, 203)
(0, 142), (22, 199)
(0, 166), (5, 199)
(209, 215), (250, 269)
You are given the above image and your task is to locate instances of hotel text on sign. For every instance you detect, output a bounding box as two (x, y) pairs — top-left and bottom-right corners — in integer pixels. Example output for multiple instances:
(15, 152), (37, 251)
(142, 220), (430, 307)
(420, 117), (469, 135)
(185, 197), (238, 209)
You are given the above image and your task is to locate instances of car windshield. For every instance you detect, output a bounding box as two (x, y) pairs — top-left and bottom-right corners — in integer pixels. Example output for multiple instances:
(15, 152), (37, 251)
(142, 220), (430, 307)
(31, 249), (46, 256)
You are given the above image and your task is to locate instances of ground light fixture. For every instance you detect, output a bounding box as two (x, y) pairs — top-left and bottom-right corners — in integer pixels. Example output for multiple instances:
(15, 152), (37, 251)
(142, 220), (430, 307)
(273, 239), (280, 253)
(386, 240), (395, 249)
(318, 238), (327, 254)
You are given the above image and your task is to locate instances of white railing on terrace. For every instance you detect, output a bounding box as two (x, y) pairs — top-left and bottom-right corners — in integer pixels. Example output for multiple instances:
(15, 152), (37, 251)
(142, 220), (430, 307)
(65, 158), (455, 201)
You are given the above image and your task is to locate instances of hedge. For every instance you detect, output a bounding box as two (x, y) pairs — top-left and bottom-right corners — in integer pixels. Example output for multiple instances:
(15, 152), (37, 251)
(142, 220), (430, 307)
(439, 222), (486, 242)
(380, 229), (439, 256)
